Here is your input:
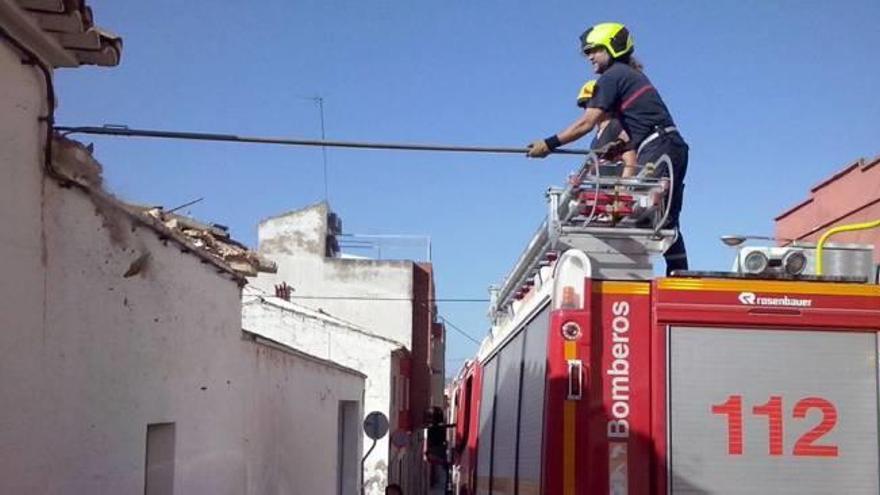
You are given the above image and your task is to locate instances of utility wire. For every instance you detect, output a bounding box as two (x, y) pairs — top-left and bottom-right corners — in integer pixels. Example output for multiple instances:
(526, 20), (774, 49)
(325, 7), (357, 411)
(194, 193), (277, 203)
(246, 285), (488, 303)
(54, 124), (594, 156)
(437, 314), (482, 345)
(284, 295), (488, 303)
(248, 285), (484, 341)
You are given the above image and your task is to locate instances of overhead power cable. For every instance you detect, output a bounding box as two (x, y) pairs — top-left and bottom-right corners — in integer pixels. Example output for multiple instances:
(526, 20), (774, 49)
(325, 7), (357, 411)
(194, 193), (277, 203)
(54, 124), (594, 156)
(246, 285), (488, 303)
(284, 295), (488, 303)
(437, 315), (482, 345)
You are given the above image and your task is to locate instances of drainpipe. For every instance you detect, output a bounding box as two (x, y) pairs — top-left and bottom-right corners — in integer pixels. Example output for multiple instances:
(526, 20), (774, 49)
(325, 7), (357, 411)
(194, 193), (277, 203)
(815, 219), (880, 275)
(0, 25), (60, 180)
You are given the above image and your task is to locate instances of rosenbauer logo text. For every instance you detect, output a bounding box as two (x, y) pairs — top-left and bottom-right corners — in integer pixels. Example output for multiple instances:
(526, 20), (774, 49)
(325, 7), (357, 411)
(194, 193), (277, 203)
(738, 292), (813, 308)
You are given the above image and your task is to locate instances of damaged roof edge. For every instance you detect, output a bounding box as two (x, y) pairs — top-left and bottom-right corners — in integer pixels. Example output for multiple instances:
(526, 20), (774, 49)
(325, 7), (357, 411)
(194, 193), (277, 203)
(51, 135), (271, 285)
(0, 0), (78, 66)
(88, 185), (250, 286)
(3, 0), (122, 67)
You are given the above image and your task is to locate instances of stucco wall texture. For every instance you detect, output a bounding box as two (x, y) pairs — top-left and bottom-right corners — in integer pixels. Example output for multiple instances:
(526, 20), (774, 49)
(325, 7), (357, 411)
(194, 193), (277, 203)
(243, 294), (395, 493)
(256, 204), (416, 347)
(250, 203), (444, 494)
(0, 38), (364, 495)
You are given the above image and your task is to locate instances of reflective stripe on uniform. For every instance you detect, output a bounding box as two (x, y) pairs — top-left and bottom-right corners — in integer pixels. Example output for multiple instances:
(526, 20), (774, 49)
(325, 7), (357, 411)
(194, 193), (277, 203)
(620, 84), (655, 111)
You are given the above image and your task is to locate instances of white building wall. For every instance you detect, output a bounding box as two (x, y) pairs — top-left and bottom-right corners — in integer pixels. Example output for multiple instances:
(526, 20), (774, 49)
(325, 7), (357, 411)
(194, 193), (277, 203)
(253, 204), (416, 348)
(249, 203), (441, 494)
(0, 35), (365, 495)
(243, 294), (400, 495)
(241, 334), (364, 495)
(0, 35), (57, 494)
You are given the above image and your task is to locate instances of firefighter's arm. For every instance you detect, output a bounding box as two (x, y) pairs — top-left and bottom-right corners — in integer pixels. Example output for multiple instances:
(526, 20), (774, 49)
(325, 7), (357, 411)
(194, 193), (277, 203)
(527, 107), (606, 158)
(558, 107), (605, 144)
(621, 150), (638, 177)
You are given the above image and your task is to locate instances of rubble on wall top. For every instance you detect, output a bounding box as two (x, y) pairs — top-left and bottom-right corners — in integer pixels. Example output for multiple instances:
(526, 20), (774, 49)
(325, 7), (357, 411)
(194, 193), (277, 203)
(52, 135), (275, 280)
(141, 207), (277, 277)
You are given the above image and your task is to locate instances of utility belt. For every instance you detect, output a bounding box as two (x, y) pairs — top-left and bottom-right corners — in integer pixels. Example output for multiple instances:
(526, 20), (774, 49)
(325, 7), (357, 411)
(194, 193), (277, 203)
(637, 126), (678, 155)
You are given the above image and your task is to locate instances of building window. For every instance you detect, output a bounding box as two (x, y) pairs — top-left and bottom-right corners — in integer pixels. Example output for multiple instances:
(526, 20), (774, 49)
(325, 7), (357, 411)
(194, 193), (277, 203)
(145, 422), (175, 495)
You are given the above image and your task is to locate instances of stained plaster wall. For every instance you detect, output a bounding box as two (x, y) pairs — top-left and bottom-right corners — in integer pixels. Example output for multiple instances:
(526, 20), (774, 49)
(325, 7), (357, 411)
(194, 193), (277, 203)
(250, 203), (442, 493)
(0, 37), (364, 495)
(253, 203), (416, 348)
(241, 334), (364, 495)
(243, 295), (398, 494)
(0, 24), (51, 494)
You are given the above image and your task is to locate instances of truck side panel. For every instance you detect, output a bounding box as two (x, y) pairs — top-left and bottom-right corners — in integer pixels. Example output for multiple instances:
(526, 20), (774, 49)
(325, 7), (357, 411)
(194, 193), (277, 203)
(653, 278), (880, 494)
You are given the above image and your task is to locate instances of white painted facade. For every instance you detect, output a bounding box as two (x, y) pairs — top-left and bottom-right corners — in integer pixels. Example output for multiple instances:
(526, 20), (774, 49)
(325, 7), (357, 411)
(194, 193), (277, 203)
(241, 332), (365, 495)
(243, 290), (402, 494)
(249, 203), (446, 494)
(254, 204), (416, 347)
(0, 16), (365, 495)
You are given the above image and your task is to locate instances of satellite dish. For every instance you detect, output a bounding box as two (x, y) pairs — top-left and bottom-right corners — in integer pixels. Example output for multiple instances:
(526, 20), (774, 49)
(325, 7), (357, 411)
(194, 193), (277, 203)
(363, 411), (389, 441)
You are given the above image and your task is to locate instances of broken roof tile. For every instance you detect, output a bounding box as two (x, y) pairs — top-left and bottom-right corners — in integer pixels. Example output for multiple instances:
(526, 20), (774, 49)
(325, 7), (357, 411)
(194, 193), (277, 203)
(52, 135), (276, 281)
(11, 0), (121, 67)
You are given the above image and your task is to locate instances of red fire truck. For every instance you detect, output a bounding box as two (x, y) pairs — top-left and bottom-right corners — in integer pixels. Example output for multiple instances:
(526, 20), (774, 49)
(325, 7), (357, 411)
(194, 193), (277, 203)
(447, 157), (880, 495)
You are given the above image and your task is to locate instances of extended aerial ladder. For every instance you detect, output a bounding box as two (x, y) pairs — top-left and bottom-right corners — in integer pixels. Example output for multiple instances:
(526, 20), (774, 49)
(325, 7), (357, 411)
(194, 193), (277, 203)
(490, 152), (678, 320)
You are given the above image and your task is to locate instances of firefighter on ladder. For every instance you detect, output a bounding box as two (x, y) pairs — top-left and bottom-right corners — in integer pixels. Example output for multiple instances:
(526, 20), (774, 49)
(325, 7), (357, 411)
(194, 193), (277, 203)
(528, 22), (690, 275)
(576, 79), (637, 175)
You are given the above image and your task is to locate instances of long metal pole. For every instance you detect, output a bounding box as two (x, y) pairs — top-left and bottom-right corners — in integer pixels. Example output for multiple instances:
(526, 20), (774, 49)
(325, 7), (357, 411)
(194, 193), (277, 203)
(361, 438), (378, 495)
(54, 125), (594, 156)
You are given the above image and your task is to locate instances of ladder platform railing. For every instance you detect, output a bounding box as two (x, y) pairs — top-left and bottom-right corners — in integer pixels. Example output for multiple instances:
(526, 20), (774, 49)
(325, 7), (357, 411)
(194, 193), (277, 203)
(492, 154), (679, 314)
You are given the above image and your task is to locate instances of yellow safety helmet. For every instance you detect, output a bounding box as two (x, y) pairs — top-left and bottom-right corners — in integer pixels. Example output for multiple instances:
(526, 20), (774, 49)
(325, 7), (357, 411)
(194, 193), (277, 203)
(580, 22), (634, 59)
(576, 80), (597, 108)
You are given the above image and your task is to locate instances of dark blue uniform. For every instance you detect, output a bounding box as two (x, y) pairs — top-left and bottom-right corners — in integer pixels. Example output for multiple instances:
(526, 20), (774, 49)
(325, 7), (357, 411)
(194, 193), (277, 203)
(587, 62), (689, 274)
(590, 118), (628, 156)
(590, 118), (630, 178)
(590, 118), (619, 149)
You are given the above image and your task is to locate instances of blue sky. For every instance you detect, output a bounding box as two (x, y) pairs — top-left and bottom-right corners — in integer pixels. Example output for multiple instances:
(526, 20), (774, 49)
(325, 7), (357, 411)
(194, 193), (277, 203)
(56, 1), (880, 374)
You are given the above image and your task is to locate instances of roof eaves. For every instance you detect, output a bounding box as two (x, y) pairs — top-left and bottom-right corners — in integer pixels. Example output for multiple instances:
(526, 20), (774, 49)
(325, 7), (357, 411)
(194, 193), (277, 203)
(0, 0), (78, 66)
(242, 329), (367, 379)
(809, 161), (860, 193)
(11, 0), (121, 67)
(861, 155), (880, 172)
(242, 291), (407, 349)
(774, 197), (814, 222)
(777, 154), (880, 222)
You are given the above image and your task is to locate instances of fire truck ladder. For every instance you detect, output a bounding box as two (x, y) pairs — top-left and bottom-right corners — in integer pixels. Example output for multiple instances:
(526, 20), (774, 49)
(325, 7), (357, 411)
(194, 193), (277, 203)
(492, 153), (679, 314)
